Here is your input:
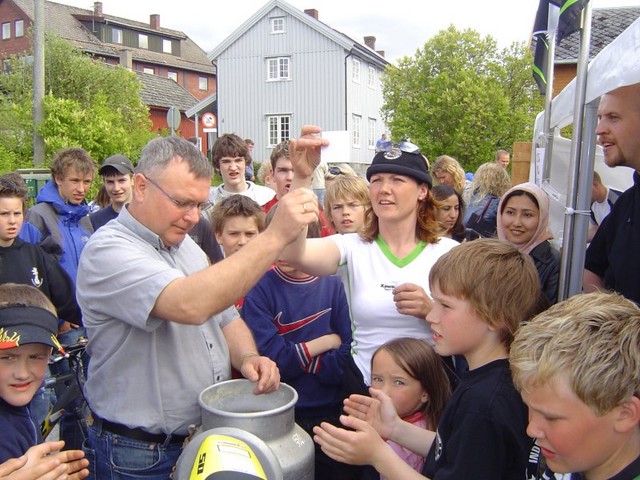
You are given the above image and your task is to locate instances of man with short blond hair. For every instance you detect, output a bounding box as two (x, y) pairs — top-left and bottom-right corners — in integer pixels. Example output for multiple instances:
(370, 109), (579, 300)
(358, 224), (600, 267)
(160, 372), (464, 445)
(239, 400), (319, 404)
(584, 83), (640, 304)
(494, 149), (510, 169)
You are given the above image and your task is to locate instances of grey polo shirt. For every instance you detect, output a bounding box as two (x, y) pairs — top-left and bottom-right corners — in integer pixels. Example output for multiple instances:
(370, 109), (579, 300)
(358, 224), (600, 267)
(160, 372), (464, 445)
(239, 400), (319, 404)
(77, 207), (237, 435)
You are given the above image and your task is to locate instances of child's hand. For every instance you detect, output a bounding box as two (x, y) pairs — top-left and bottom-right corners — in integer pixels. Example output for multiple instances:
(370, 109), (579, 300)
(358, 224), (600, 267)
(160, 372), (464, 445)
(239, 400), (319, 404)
(392, 283), (433, 319)
(1, 441), (89, 480)
(313, 416), (388, 466)
(343, 389), (401, 441)
(0, 452), (64, 480)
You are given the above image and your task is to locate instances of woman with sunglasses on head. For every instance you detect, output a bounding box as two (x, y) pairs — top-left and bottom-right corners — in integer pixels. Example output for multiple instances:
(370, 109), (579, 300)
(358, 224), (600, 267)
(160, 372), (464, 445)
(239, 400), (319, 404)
(282, 126), (459, 399)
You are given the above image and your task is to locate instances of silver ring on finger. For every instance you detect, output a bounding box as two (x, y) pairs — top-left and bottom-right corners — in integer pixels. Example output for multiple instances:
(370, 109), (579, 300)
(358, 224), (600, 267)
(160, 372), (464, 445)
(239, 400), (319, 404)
(303, 203), (308, 213)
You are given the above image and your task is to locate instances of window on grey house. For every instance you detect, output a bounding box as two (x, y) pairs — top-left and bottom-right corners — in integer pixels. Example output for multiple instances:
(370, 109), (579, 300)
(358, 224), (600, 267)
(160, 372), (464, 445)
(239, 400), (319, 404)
(268, 115), (291, 146)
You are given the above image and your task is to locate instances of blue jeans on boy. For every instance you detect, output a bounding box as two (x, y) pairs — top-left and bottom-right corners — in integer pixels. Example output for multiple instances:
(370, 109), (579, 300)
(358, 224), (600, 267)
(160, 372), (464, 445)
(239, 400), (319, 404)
(83, 422), (183, 480)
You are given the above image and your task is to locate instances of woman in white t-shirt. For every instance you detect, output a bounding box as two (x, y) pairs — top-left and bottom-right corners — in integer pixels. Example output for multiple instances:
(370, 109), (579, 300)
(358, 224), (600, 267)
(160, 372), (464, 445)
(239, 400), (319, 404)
(283, 127), (458, 394)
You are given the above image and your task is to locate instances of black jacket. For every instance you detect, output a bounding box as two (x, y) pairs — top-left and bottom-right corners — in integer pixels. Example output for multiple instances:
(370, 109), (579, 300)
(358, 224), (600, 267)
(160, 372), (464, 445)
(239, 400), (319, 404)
(530, 241), (561, 305)
(0, 239), (81, 324)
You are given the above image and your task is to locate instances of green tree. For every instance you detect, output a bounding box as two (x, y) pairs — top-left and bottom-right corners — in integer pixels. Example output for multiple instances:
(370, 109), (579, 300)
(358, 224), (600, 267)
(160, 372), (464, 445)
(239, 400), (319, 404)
(0, 34), (154, 173)
(381, 25), (543, 172)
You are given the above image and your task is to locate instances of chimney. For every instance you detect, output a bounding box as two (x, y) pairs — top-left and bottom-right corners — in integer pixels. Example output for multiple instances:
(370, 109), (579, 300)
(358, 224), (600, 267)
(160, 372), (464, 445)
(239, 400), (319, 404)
(150, 14), (160, 30)
(93, 1), (102, 16)
(376, 50), (385, 58)
(364, 36), (376, 50)
(119, 49), (132, 70)
(304, 9), (318, 20)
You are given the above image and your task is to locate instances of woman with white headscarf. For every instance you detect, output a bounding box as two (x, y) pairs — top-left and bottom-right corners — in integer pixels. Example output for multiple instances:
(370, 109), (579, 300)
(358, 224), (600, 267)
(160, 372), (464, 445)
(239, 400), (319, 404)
(497, 182), (561, 305)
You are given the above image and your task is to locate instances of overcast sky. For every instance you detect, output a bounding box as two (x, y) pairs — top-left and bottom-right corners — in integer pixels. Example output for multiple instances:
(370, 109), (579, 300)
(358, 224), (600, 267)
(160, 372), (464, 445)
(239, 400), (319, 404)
(58, 0), (637, 62)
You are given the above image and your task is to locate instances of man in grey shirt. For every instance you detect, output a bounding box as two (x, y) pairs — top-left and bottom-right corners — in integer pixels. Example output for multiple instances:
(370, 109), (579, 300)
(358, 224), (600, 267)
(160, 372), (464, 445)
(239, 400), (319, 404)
(77, 136), (322, 480)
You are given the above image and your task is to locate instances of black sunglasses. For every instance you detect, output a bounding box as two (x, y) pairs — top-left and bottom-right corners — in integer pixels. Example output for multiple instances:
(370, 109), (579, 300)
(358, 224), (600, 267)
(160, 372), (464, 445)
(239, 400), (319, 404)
(328, 166), (344, 176)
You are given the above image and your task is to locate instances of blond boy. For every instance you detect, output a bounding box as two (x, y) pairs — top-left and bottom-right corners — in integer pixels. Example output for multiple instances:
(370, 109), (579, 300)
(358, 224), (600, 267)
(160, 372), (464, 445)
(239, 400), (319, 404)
(511, 291), (640, 480)
(323, 176), (370, 234)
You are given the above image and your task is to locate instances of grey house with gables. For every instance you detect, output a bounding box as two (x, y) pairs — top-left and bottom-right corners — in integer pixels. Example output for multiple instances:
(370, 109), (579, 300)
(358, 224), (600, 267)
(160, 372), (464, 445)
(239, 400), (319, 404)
(196, 0), (389, 168)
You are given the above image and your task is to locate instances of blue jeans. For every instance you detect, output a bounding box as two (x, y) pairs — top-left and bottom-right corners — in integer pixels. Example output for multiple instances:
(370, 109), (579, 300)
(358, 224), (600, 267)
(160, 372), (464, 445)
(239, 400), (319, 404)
(84, 423), (183, 480)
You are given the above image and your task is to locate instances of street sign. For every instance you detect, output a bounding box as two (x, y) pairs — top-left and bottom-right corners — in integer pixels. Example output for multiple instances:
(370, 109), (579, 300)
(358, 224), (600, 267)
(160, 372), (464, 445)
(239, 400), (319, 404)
(166, 106), (181, 130)
(201, 112), (216, 131)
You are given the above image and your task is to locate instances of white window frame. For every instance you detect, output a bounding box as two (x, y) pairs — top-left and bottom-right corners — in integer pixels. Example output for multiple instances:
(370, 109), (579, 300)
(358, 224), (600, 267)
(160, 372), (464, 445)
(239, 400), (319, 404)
(267, 115), (291, 146)
(143, 67), (154, 75)
(267, 57), (290, 81)
(199, 76), (208, 91)
(368, 65), (376, 88)
(162, 39), (172, 54)
(368, 118), (376, 149)
(2, 22), (10, 40)
(111, 27), (123, 44)
(352, 114), (362, 147)
(138, 33), (148, 49)
(352, 58), (361, 83)
(14, 20), (23, 38)
(167, 71), (178, 82)
(270, 17), (285, 34)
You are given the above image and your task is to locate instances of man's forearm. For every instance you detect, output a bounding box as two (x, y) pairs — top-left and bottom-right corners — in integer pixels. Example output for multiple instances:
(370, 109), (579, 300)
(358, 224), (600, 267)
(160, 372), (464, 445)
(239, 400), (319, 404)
(222, 317), (259, 370)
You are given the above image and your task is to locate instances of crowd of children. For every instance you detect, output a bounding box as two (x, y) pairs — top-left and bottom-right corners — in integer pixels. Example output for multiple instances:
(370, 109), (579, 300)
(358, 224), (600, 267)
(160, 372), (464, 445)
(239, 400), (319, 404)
(2, 123), (639, 480)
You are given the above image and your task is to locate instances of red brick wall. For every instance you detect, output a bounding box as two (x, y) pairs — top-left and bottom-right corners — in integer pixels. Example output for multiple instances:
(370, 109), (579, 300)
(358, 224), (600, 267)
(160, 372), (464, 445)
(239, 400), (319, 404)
(553, 64), (577, 97)
(149, 107), (209, 153)
(0, 1), (31, 58)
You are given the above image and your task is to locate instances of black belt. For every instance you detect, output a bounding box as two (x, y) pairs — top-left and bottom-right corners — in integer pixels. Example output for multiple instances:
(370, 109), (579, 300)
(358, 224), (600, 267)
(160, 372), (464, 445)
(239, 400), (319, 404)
(95, 415), (187, 445)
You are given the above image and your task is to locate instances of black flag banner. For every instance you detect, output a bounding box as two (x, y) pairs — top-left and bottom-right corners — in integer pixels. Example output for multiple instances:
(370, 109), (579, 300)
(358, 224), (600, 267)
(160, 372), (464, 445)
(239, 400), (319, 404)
(557, 0), (588, 42)
(532, 0), (588, 95)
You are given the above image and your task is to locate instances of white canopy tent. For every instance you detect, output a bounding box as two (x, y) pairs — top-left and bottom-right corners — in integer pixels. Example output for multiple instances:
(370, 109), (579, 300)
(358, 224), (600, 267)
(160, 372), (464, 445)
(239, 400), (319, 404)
(530, 15), (640, 298)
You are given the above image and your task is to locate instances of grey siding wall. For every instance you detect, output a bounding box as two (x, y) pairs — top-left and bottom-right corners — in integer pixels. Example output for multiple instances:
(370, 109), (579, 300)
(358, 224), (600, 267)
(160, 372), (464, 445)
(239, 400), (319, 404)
(214, 5), (385, 167)
(346, 58), (385, 165)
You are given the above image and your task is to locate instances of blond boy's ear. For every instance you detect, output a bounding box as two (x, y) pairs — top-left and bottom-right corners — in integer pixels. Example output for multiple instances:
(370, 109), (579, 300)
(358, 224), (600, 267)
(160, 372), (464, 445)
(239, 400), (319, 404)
(613, 395), (640, 434)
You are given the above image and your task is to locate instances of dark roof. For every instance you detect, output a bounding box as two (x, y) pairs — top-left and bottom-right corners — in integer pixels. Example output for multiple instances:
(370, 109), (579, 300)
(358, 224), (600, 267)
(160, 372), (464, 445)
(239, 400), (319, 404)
(11, 0), (215, 74)
(135, 72), (197, 110)
(555, 6), (640, 63)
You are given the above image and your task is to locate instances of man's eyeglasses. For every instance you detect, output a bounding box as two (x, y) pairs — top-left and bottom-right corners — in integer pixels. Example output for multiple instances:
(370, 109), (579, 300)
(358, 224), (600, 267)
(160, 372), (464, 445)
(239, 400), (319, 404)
(143, 175), (212, 213)
(328, 166), (344, 176)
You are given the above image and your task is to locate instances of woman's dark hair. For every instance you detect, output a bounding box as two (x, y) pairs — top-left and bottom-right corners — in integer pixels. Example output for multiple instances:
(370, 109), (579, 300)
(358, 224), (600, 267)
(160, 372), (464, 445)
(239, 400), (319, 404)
(499, 190), (539, 214)
(432, 185), (466, 242)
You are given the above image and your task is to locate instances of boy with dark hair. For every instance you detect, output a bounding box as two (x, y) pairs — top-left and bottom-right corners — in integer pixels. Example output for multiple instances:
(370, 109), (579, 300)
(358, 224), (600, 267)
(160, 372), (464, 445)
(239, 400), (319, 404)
(0, 283), (89, 479)
(207, 134), (274, 210)
(0, 174), (80, 325)
(263, 140), (292, 213)
(89, 154), (134, 231)
(511, 291), (640, 480)
(314, 239), (542, 480)
(243, 207), (356, 479)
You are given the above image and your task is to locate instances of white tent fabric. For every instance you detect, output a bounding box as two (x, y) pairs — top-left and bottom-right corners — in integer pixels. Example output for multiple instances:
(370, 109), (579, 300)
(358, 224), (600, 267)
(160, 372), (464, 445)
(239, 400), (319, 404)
(530, 16), (640, 295)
